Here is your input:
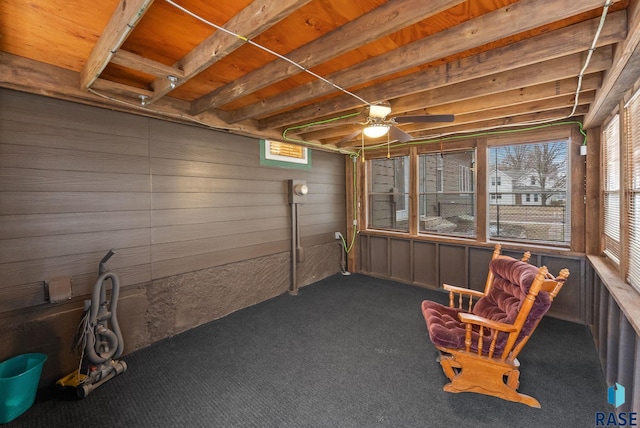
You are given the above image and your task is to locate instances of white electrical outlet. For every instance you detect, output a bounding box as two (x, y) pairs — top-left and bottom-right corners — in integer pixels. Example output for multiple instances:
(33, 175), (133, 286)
(334, 232), (343, 240)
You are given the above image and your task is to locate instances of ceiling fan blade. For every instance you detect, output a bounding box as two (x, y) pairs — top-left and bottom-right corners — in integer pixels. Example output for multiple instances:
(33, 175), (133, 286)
(336, 129), (363, 146)
(389, 126), (412, 143)
(295, 120), (362, 133)
(394, 114), (455, 123)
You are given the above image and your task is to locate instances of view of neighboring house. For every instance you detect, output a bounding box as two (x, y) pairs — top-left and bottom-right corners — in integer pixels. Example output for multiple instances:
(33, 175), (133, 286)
(489, 168), (567, 206)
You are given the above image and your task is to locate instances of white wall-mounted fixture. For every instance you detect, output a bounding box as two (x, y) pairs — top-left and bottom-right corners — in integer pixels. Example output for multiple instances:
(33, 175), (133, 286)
(288, 179), (308, 204)
(293, 183), (308, 196)
(139, 95), (148, 106)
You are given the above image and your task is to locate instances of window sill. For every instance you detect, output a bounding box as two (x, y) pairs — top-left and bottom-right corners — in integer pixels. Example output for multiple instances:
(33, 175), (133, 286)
(361, 228), (583, 257)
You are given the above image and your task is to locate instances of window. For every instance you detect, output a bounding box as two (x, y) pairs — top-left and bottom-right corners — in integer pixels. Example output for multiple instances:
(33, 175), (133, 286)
(603, 115), (621, 264)
(419, 150), (476, 237)
(625, 92), (640, 290)
(368, 156), (409, 232)
(488, 141), (570, 245)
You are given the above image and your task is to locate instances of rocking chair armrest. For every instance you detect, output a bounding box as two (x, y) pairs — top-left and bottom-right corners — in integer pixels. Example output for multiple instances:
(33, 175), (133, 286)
(457, 313), (519, 333)
(443, 284), (485, 298)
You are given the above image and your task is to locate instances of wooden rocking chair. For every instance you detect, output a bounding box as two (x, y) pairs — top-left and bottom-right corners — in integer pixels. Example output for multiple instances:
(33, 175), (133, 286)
(421, 253), (569, 408)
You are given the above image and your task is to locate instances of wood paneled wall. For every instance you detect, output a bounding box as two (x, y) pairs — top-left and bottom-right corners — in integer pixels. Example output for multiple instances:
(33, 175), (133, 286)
(0, 89), (345, 381)
(588, 257), (640, 413)
(358, 233), (587, 323)
(0, 90), (154, 312)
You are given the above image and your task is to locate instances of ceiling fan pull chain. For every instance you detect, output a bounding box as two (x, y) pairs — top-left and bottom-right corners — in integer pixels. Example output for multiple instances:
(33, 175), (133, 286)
(387, 131), (390, 159)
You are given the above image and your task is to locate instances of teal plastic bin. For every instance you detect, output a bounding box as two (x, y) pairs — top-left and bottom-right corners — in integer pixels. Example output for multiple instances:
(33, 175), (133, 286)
(0, 353), (47, 424)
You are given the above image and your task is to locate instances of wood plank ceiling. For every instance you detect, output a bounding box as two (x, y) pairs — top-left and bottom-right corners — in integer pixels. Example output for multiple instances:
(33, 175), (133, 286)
(1, 0), (638, 151)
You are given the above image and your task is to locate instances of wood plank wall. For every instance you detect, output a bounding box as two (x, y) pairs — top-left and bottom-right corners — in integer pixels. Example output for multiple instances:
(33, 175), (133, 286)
(0, 88), (346, 315)
(0, 90), (153, 312)
(358, 234), (587, 323)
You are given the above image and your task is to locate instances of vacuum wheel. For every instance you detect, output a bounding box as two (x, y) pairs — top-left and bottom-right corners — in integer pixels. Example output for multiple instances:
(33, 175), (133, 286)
(77, 384), (91, 399)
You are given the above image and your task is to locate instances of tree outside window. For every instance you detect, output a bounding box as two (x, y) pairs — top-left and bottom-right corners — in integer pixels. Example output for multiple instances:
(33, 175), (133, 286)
(488, 140), (570, 245)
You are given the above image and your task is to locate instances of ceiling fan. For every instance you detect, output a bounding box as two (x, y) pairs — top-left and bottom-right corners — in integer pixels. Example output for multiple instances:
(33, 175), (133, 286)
(336, 103), (455, 145)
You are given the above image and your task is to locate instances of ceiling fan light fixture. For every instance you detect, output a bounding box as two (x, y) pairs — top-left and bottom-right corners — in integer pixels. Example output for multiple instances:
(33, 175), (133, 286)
(368, 104), (392, 118)
(363, 123), (390, 138)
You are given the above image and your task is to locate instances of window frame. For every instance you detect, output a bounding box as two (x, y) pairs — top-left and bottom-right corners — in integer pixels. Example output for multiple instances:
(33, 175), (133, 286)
(487, 138), (571, 247)
(360, 125), (583, 251)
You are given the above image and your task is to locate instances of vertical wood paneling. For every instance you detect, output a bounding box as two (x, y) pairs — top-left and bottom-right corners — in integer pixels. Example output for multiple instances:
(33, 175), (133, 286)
(587, 258), (640, 414)
(468, 246), (494, 292)
(617, 315), (636, 413)
(599, 283), (610, 368)
(541, 256), (584, 320)
(606, 299), (621, 385)
(369, 236), (389, 276)
(390, 238), (411, 282)
(439, 244), (466, 287)
(413, 240), (437, 287)
(361, 232), (589, 321)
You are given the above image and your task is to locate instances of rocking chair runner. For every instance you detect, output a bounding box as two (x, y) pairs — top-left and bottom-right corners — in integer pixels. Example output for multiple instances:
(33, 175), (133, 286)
(421, 252), (569, 408)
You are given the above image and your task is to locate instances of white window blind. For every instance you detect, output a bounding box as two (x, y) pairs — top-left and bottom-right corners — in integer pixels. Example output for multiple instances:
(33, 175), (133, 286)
(603, 114), (621, 264)
(625, 92), (640, 289)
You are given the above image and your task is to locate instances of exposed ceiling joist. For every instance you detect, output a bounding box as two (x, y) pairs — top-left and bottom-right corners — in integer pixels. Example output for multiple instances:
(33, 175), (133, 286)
(3, 0), (637, 150)
(261, 11), (626, 132)
(147, 0), (312, 106)
(80, 0), (155, 90)
(228, 0), (623, 125)
(585, 0), (640, 127)
(189, 0), (465, 115)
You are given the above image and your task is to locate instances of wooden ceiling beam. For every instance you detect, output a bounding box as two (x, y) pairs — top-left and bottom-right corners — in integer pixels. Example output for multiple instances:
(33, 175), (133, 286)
(408, 106), (590, 141)
(225, 0), (623, 126)
(189, 0), (465, 114)
(91, 78), (154, 99)
(1, 52), (280, 142)
(398, 92), (596, 135)
(334, 106), (589, 148)
(299, 74), (602, 141)
(315, 47), (612, 145)
(146, 0), (311, 106)
(289, 48), (611, 142)
(390, 48), (611, 113)
(256, 10), (626, 130)
(80, 0), (155, 90)
(585, 0), (640, 127)
(110, 50), (186, 79)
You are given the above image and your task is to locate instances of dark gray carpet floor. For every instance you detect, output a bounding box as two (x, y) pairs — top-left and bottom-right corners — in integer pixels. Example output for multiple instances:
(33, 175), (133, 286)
(6, 274), (610, 427)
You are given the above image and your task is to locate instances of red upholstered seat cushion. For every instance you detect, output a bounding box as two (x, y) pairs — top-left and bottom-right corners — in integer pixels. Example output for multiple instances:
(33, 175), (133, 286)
(422, 257), (551, 355)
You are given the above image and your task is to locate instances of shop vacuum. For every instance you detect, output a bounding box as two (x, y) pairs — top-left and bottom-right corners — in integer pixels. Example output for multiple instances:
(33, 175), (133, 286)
(56, 249), (127, 398)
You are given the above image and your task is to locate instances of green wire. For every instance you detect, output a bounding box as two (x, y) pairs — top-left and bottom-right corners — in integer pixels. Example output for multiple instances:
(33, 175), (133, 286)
(282, 117), (587, 256)
(362, 120), (587, 151)
(340, 154), (358, 254)
(281, 111), (361, 155)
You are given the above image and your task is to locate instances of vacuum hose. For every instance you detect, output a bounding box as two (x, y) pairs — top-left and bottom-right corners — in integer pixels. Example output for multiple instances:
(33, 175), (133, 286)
(86, 270), (124, 364)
